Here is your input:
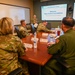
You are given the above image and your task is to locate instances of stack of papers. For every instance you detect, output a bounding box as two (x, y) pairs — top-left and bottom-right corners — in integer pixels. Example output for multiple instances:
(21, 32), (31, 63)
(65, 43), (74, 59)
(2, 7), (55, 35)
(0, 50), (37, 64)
(31, 37), (38, 41)
(42, 33), (48, 37)
(23, 43), (33, 48)
(50, 34), (56, 38)
(40, 38), (48, 43)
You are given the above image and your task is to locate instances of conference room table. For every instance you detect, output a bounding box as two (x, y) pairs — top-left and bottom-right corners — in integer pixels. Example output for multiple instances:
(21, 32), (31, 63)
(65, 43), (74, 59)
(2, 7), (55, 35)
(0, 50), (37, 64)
(20, 32), (52, 75)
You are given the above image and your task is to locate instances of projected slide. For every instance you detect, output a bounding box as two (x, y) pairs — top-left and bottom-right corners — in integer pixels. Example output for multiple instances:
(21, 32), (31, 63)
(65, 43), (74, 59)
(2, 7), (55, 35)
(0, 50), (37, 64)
(73, 3), (75, 19)
(41, 4), (67, 21)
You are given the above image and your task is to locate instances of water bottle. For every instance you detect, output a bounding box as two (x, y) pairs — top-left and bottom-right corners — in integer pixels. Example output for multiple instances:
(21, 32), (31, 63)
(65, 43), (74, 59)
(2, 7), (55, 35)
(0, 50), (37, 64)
(34, 32), (37, 48)
(47, 34), (55, 45)
(47, 34), (50, 43)
(50, 36), (54, 42)
(34, 32), (36, 39)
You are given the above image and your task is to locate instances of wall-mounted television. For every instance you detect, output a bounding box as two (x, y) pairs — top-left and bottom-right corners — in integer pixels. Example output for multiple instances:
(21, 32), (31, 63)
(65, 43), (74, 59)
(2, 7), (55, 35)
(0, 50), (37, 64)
(73, 3), (75, 19)
(41, 4), (67, 21)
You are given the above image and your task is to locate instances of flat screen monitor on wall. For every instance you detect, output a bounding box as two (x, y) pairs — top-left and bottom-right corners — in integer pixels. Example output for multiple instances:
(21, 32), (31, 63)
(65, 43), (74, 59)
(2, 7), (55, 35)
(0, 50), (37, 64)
(41, 4), (67, 21)
(73, 3), (75, 19)
(0, 3), (30, 25)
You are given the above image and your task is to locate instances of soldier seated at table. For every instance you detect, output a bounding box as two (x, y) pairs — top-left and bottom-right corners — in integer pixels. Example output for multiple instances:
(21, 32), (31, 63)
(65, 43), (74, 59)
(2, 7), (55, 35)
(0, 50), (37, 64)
(18, 20), (30, 38)
(0, 17), (30, 75)
(37, 21), (52, 33)
(41, 17), (75, 75)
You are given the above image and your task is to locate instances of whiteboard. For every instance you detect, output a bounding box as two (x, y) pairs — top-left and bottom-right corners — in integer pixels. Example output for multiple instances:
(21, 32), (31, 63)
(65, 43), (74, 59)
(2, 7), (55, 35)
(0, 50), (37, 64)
(73, 3), (75, 19)
(0, 4), (30, 25)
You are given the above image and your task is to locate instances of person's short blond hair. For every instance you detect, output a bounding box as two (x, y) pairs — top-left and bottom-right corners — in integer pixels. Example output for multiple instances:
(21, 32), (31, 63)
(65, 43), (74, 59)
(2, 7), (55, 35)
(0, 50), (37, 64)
(0, 17), (13, 35)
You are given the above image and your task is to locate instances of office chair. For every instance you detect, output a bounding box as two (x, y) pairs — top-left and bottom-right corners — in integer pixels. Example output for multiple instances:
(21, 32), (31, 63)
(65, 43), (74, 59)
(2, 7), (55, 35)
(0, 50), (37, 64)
(26, 24), (32, 33)
(46, 23), (51, 30)
(31, 24), (36, 34)
(15, 27), (23, 39)
(8, 67), (23, 75)
(55, 56), (75, 75)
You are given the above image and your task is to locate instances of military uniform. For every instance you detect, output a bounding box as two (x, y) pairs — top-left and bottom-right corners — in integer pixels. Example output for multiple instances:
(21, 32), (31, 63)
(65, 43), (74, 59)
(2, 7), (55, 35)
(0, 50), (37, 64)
(18, 26), (30, 38)
(37, 23), (51, 32)
(41, 29), (75, 75)
(0, 34), (30, 75)
(33, 18), (38, 24)
(31, 16), (38, 24)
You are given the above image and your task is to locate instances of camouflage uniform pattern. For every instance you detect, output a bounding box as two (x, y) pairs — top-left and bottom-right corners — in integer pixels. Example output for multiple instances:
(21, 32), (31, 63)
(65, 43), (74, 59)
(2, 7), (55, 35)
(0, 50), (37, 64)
(0, 34), (30, 75)
(33, 18), (38, 24)
(31, 16), (38, 24)
(37, 23), (51, 32)
(18, 26), (29, 37)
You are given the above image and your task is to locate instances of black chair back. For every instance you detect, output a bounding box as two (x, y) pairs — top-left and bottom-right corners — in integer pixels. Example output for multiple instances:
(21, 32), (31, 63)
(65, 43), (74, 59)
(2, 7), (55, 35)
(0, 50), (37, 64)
(31, 24), (36, 34)
(8, 67), (23, 75)
(46, 23), (51, 30)
(15, 27), (23, 39)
